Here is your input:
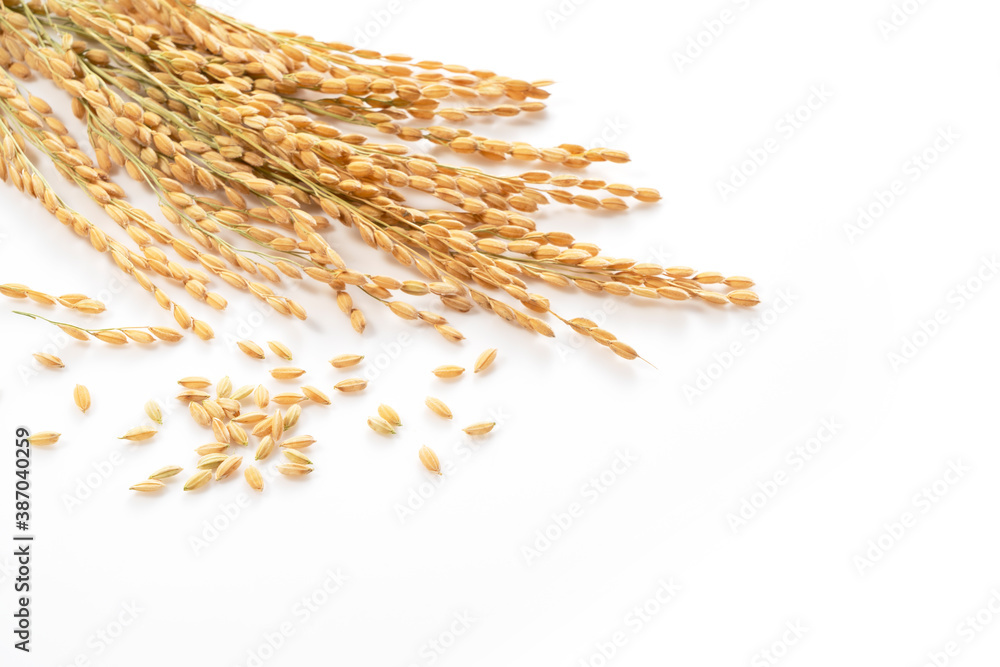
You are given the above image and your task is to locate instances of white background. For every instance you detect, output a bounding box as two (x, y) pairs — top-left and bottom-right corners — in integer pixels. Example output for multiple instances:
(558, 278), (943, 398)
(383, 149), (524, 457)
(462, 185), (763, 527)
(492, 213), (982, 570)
(2, 0), (1000, 665)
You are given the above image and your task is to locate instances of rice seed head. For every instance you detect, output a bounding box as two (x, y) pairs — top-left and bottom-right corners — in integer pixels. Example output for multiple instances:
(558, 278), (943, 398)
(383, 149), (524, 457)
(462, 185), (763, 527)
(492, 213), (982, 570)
(474, 348), (497, 373)
(270, 366), (306, 380)
(214, 454), (243, 480)
(245, 465), (263, 491)
(280, 435), (315, 450)
(183, 470), (212, 491)
(145, 399), (163, 424)
(334, 378), (367, 393)
(268, 340), (293, 361)
(367, 416), (396, 435)
(130, 480), (165, 492)
(419, 445), (442, 475)
(463, 421), (496, 436)
(330, 354), (363, 368)
(254, 385), (269, 409)
(425, 396), (453, 419)
(255, 435), (275, 460)
(432, 364), (465, 378)
(283, 449), (312, 465)
(277, 463), (313, 476)
(120, 425), (157, 441)
(28, 431), (60, 446)
(73, 384), (91, 413)
(178, 376), (212, 388)
(197, 453), (228, 469)
(34, 352), (65, 369)
(216, 376), (233, 398)
(283, 404), (302, 429)
(378, 403), (401, 426)
(238, 340), (265, 359)
(149, 465), (183, 480)
(301, 385), (331, 405)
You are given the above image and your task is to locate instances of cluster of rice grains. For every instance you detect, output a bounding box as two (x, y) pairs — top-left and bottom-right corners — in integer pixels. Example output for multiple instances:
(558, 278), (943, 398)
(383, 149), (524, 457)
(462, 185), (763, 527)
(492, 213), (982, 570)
(116, 345), (501, 493)
(0, 0), (758, 368)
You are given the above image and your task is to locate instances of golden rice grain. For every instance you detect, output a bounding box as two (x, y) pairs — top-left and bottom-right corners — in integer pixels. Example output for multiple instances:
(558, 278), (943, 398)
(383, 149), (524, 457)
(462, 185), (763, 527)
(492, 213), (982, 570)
(73, 384), (91, 413)
(234, 411), (267, 424)
(94, 330), (128, 345)
(189, 401), (211, 427)
(283, 449), (312, 465)
(270, 366), (305, 380)
(255, 435), (275, 460)
(283, 404), (302, 429)
(419, 445), (442, 475)
(202, 400), (225, 421)
(268, 341), (293, 361)
(34, 352), (64, 369)
(28, 431), (60, 446)
(0, 283), (28, 298)
(252, 385), (269, 411)
(378, 404), (401, 426)
(178, 376), (212, 389)
(216, 376), (233, 398)
(231, 384), (254, 401)
(245, 465), (263, 491)
(120, 425), (157, 441)
(474, 348), (498, 374)
(273, 392), (306, 405)
(183, 470), (212, 491)
(280, 435), (315, 450)
(130, 480), (165, 492)
(176, 389), (210, 402)
(217, 398), (241, 417)
(149, 465), (183, 480)
(144, 399), (163, 424)
(228, 422), (249, 446)
(367, 416), (396, 435)
(433, 364), (465, 378)
(252, 415), (274, 438)
(462, 421), (496, 436)
(237, 340), (265, 359)
(425, 396), (453, 419)
(272, 409), (284, 440)
(197, 453), (228, 469)
(211, 418), (230, 444)
(277, 463), (313, 476)
(150, 327), (183, 342)
(330, 354), (364, 368)
(214, 455), (243, 480)
(334, 378), (367, 393)
(301, 385), (331, 405)
(195, 443), (229, 456)
(728, 290), (761, 307)
(192, 320), (215, 341)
